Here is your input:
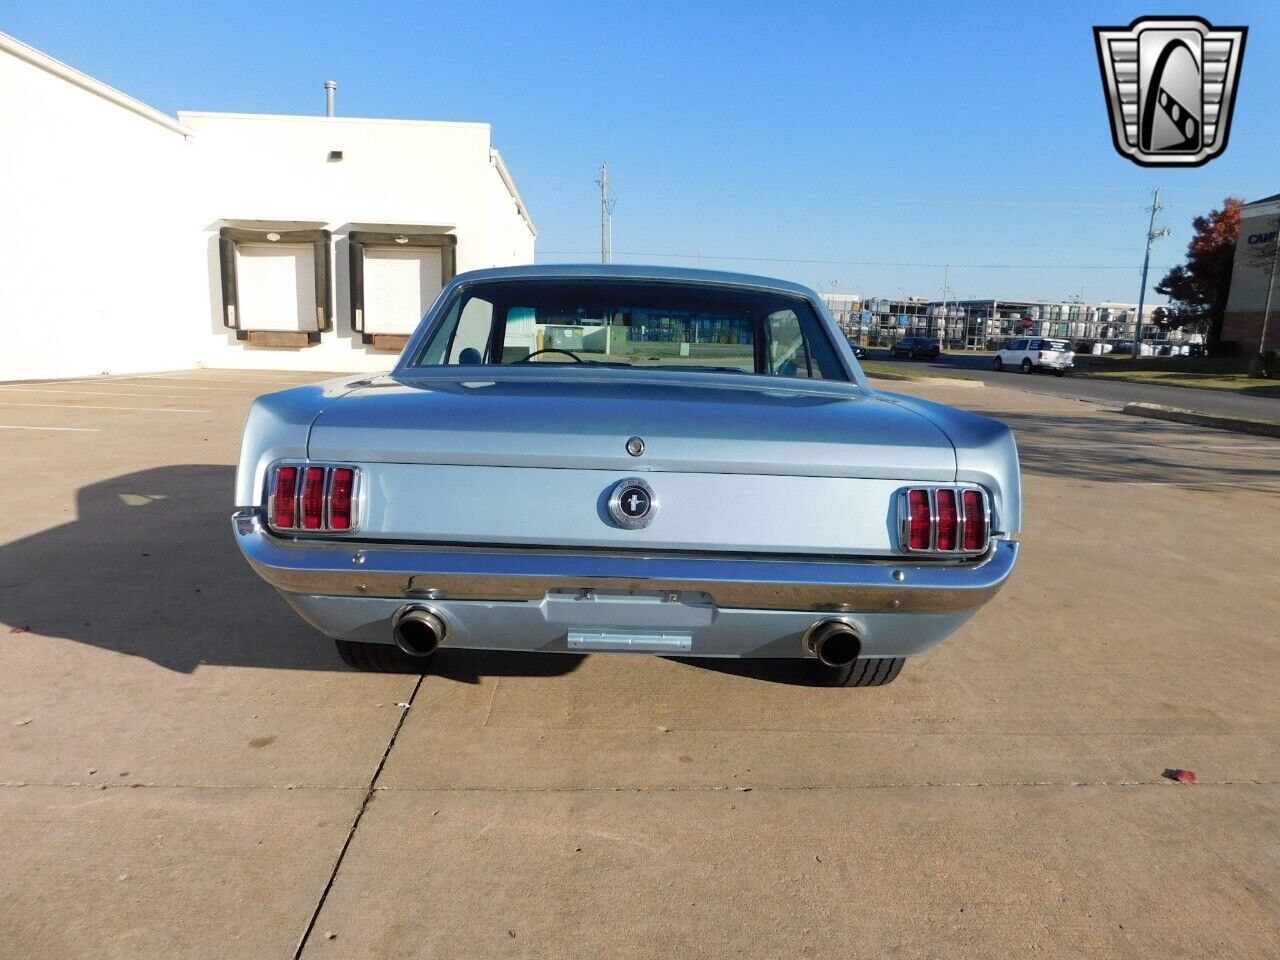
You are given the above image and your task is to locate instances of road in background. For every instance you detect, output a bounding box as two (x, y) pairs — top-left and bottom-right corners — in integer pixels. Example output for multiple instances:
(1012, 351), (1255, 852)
(866, 349), (1280, 421)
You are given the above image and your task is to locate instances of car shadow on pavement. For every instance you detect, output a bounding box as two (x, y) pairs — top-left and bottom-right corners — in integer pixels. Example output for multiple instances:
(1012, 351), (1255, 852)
(669, 656), (835, 687)
(0, 465), (580, 679)
(430, 648), (585, 684)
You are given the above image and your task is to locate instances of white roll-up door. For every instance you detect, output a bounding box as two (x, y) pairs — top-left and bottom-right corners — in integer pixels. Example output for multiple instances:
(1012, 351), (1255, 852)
(363, 247), (444, 334)
(235, 243), (317, 331)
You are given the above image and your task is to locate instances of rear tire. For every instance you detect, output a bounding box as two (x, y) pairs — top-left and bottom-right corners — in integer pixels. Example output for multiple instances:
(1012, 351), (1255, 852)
(908, 350), (917, 360)
(1021, 358), (1033, 373)
(334, 638), (433, 673)
(818, 657), (905, 687)
(1053, 369), (1065, 377)
(993, 356), (1004, 371)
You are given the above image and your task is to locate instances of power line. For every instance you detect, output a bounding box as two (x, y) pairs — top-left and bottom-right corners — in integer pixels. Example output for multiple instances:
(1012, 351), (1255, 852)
(833, 196), (1146, 209)
(535, 249), (1171, 270)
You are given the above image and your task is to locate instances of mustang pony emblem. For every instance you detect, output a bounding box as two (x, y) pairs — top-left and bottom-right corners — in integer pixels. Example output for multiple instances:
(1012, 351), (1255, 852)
(608, 478), (657, 529)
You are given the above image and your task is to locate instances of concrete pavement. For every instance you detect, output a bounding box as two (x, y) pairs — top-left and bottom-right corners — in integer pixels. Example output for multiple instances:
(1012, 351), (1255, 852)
(2, 370), (1277, 958)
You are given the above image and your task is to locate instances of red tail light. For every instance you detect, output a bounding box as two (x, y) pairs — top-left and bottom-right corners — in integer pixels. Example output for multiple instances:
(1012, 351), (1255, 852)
(907, 489), (931, 550)
(901, 486), (990, 554)
(935, 489), (958, 550)
(961, 489), (986, 550)
(328, 468), (354, 530)
(300, 467), (326, 529)
(271, 466), (298, 528)
(268, 463), (359, 533)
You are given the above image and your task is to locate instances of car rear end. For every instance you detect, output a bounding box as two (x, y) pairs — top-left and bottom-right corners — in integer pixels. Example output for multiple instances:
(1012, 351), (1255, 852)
(1036, 339), (1075, 372)
(231, 266), (1021, 684)
(234, 376), (1018, 666)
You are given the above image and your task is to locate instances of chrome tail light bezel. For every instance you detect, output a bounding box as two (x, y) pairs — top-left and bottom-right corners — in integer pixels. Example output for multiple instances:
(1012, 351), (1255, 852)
(897, 485), (992, 556)
(266, 461), (364, 535)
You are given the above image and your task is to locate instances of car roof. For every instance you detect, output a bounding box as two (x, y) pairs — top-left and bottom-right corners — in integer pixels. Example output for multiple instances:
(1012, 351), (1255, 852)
(446, 263), (820, 299)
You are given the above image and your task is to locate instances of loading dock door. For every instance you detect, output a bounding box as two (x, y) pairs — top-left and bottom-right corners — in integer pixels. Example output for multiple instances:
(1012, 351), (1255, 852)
(349, 231), (457, 348)
(218, 227), (331, 345)
(362, 247), (444, 334)
(234, 243), (318, 331)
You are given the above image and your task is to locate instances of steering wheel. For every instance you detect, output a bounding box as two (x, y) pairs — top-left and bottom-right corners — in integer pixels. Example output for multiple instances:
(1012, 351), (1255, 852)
(515, 348), (584, 363)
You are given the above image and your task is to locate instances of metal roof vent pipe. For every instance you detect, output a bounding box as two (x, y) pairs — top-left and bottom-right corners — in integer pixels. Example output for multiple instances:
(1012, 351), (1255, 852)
(324, 80), (337, 117)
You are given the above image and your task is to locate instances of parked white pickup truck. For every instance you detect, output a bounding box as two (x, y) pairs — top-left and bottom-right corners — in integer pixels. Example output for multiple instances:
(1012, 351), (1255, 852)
(994, 337), (1074, 376)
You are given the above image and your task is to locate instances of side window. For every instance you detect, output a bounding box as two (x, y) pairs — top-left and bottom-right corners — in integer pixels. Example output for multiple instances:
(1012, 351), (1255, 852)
(765, 308), (843, 380)
(418, 295), (493, 364)
(449, 298), (493, 363)
(1012, 339), (1026, 351)
(1029, 339), (1042, 351)
(767, 310), (812, 378)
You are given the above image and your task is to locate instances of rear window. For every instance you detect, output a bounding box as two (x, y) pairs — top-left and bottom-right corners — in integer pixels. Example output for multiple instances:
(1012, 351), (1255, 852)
(1043, 340), (1071, 352)
(411, 279), (848, 381)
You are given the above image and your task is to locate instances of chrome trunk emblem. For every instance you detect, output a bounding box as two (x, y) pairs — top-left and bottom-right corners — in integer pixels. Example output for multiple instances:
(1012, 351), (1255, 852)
(607, 478), (657, 529)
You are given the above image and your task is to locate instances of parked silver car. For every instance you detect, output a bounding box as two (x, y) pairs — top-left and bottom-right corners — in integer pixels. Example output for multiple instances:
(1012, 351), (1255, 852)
(233, 265), (1020, 686)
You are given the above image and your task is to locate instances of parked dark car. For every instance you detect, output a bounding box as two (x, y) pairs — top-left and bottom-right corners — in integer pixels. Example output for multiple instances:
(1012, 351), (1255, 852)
(851, 342), (867, 360)
(892, 336), (941, 360)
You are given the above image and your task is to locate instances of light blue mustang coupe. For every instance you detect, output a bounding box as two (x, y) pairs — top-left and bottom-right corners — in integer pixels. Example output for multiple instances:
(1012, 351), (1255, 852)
(233, 265), (1019, 686)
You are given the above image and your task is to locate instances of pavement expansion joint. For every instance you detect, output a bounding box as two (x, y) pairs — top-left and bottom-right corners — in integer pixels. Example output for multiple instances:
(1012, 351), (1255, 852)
(293, 671), (427, 960)
(0, 778), (1272, 792)
(368, 778), (1276, 793)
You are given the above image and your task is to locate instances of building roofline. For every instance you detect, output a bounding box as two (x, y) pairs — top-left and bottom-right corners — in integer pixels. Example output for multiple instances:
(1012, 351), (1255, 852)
(176, 110), (490, 131)
(489, 148), (537, 237)
(1243, 193), (1280, 218)
(0, 30), (193, 137)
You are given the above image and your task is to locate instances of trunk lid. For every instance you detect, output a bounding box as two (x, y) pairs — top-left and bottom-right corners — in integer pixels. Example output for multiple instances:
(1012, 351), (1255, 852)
(308, 372), (955, 479)
(304, 372), (956, 556)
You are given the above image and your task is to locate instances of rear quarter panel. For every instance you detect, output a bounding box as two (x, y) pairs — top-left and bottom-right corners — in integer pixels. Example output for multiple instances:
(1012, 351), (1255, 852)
(234, 377), (368, 508)
(872, 391), (1022, 535)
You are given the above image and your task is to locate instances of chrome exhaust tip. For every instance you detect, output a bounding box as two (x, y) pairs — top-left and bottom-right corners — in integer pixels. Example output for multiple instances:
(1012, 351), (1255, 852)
(806, 620), (861, 669)
(392, 606), (447, 658)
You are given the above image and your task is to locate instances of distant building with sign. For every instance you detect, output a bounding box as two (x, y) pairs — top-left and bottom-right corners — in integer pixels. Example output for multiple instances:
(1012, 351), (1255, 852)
(1221, 193), (1280, 357)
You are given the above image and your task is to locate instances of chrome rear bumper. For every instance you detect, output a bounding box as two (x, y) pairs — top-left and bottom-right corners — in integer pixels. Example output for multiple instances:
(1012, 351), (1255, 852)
(233, 510), (1017, 615)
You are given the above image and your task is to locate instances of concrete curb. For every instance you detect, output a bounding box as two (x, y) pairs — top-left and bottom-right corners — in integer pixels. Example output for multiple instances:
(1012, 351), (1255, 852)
(868, 375), (984, 389)
(919, 376), (984, 388)
(1121, 402), (1280, 439)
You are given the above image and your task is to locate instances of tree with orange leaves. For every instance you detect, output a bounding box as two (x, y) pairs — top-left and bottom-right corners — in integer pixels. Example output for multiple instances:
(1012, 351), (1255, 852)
(1155, 197), (1242, 346)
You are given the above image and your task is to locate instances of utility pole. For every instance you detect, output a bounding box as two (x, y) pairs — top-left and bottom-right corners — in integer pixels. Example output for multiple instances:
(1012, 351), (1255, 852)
(595, 163), (615, 264)
(1133, 188), (1172, 358)
(939, 264), (952, 341)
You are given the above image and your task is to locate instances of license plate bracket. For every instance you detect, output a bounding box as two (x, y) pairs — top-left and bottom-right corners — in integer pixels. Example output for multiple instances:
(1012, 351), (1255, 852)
(566, 630), (693, 653)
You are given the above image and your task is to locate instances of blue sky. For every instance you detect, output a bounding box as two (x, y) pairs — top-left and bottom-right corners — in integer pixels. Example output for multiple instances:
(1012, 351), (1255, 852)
(7, 1), (1276, 304)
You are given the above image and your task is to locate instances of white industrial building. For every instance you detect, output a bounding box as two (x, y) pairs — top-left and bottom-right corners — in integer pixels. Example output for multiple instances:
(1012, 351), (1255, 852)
(0, 31), (536, 382)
